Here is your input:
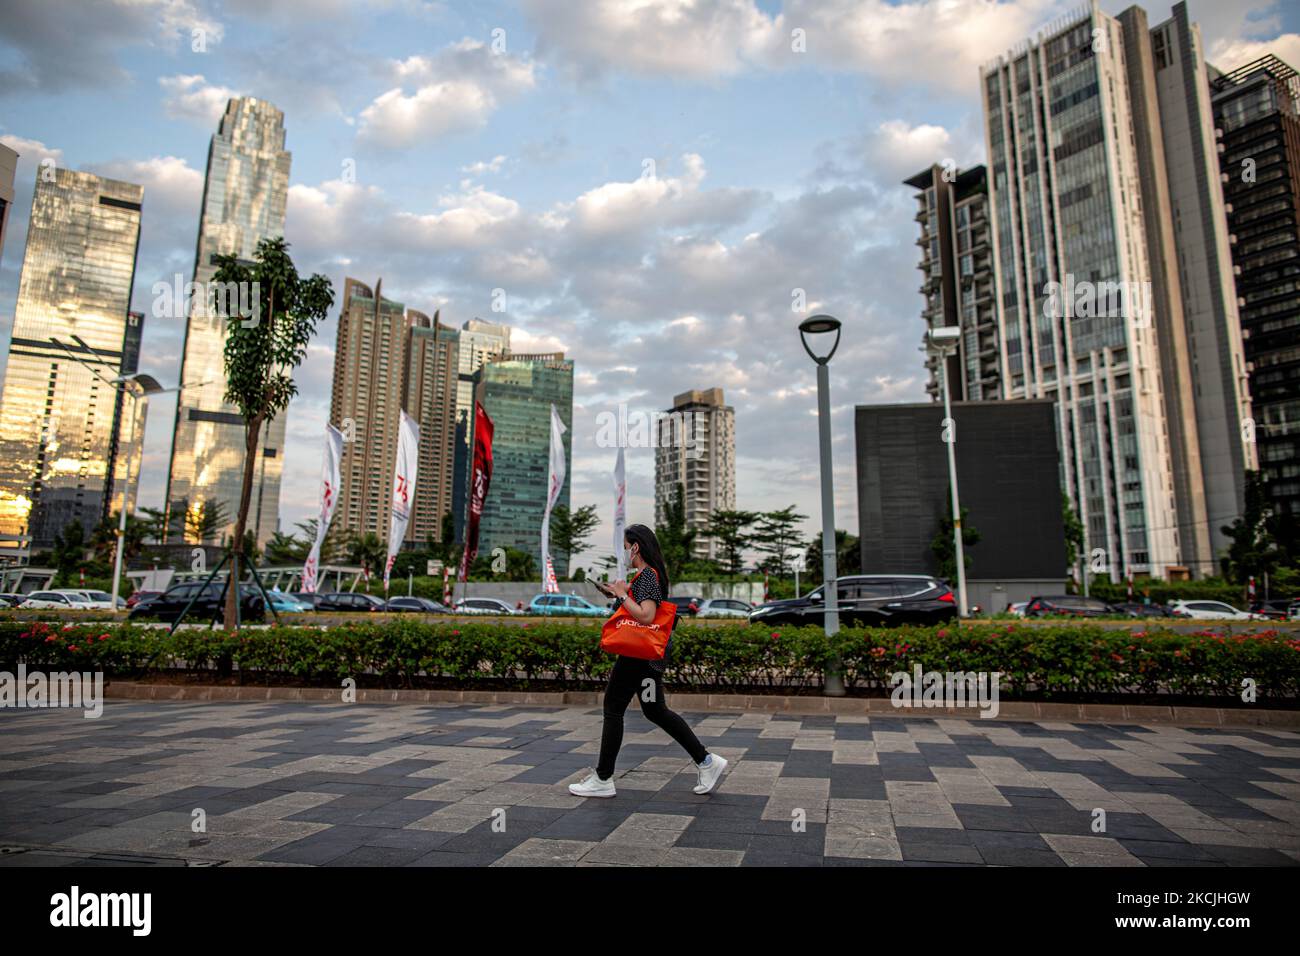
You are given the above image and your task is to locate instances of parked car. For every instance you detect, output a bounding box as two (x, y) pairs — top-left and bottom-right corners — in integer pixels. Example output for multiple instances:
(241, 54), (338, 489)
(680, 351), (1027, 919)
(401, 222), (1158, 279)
(0, 593), (26, 607)
(266, 592), (311, 613)
(1007, 602), (1028, 617)
(694, 598), (753, 619)
(313, 592), (386, 613)
(383, 596), (448, 613)
(1110, 602), (1173, 618)
(1249, 599), (1297, 621)
(453, 597), (519, 615)
(528, 594), (607, 617)
(126, 589), (162, 609)
(749, 575), (958, 628)
(667, 595), (703, 616)
(1167, 599), (1264, 621)
(19, 590), (93, 610)
(290, 592), (320, 609)
(127, 581), (267, 623)
(62, 589), (121, 610)
(1023, 595), (1118, 618)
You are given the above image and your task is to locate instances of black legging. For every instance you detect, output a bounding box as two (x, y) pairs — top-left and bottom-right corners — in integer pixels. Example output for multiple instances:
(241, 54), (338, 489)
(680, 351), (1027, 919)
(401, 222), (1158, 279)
(597, 655), (708, 779)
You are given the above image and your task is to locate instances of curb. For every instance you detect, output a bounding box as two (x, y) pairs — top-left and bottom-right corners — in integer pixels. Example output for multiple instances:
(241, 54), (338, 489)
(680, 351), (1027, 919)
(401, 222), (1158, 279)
(100, 681), (1300, 728)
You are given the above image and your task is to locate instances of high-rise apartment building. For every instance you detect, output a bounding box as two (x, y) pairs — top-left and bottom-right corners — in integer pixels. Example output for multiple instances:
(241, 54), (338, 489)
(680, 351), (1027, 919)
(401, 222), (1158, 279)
(654, 388), (736, 561)
(978, 0), (1252, 579)
(166, 97), (291, 548)
(452, 318), (510, 541)
(472, 353), (574, 575)
(905, 164), (1002, 401)
(0, 168), (144, 554)
(1210, 55), (1300, 516)
(329, 279), (461, 548)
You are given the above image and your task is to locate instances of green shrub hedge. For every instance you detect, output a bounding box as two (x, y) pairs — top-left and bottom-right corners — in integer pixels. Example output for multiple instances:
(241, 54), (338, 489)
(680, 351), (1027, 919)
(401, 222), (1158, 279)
(2, 620), (1298, 700)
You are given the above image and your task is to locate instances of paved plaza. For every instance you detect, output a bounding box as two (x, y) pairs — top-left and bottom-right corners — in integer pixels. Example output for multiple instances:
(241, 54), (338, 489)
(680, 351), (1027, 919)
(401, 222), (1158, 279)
(1, 700), (1299, 867)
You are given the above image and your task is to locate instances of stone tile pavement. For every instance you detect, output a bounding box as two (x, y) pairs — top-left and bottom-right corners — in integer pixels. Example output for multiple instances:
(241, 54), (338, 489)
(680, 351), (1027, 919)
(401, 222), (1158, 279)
(1, 700), (1298, 867)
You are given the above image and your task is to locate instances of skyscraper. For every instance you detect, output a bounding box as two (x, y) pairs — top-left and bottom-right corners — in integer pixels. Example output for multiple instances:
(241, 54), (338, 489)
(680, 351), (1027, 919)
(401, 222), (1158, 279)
(405, 310), (460, 546)
(978, 0), (1251, 579)
(904, 164), (1002, 401)
(0, 168), (144, 554)
(472, 353), (574, 575)
(654, 388), (736, 561)
(165, 96), (291, 548)
(1210, 55), (1300, 517)
(452, 318), (510, 540)
(0, 142), (16, 267)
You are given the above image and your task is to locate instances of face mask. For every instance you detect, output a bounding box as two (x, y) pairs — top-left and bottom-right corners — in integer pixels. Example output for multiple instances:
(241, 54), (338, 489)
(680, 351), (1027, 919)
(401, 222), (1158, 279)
(624, 546), (635, 567)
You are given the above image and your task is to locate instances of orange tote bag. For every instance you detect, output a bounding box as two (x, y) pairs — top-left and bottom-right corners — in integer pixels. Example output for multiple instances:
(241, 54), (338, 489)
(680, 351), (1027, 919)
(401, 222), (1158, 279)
(599, 571), (677, 660)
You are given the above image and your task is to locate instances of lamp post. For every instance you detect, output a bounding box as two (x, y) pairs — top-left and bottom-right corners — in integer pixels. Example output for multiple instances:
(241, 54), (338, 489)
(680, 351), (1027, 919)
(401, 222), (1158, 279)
(798, 314), (845, 697)
(925, 326), (968, 617)
(108, 373), (170, 610)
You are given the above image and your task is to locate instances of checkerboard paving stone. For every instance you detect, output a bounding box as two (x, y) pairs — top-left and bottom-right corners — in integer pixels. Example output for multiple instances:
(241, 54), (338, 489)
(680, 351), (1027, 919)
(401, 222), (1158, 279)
(2, 700), (1299, 866)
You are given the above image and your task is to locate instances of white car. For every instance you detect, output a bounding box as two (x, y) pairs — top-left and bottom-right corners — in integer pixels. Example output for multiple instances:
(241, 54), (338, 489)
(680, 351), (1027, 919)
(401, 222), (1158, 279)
(1007, 602), (1028, 618)
(1168, 600), (1264, 621)
(453, 597), (520, 616)
(63, 589), (121, 610)
(19, 590), (93, 610)
(694, 598), (753, 619)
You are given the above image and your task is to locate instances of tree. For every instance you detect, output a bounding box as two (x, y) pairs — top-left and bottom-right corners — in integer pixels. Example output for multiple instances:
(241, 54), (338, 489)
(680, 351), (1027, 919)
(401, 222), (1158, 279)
(1062, 489), (1085, 571)
(1220, 470), (1281, 583)
(707, 509), (759, 574)
(806, 529), (860, 584)
(138, 506), (173, 543)
(346, 531), (386, 581)
(185, 498), (228, 545)
(753, 506), (808, 577)
(212, 236), (334, 629)
(52, 521), (87, 583)
(549, 504), (599, 571)
(91, 512), (147, 566)
(657, 483), (695, 584)
(265, 529), (308, 564)
(931, 496), (981, 581)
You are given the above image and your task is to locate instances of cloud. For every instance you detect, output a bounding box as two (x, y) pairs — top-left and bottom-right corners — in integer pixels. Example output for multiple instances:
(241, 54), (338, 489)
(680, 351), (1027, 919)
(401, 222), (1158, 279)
(1207, 34), (1300, 72)
(0, 0), (222, 94)
(356, 39), (537, 149)
(159, 74), (240, 125)
(461, 155), (507, 176)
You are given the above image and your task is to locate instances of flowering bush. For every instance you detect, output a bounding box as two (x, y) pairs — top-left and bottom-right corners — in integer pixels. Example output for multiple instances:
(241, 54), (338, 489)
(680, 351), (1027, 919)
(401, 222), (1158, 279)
(0, 619), (1296, 699)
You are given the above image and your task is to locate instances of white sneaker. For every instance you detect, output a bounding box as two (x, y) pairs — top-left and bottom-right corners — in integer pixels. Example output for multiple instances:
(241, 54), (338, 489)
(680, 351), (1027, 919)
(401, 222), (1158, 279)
(694, 754), (728, 795)
(569, 771), (616, 798)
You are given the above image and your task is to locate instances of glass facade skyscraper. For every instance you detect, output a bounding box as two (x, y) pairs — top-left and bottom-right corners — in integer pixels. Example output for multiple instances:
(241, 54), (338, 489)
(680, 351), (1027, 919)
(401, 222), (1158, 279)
(0, 167), (145, 554)
(165, 96), (291, 547)
(451, 318), (510, 541)
(472, 354), (573, 575)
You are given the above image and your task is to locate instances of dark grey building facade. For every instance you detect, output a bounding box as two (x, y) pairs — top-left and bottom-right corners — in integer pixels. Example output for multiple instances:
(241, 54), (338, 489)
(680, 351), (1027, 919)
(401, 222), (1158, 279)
(856, 399), (1067, 610)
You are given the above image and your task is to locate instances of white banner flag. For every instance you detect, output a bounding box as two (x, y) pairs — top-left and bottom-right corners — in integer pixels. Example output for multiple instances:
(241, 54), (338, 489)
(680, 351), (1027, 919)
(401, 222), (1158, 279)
(540, 403), (567, 593)
(301, 423), (345, 593)
(612, 447), (626, 580)
(385, 409), (420, 591)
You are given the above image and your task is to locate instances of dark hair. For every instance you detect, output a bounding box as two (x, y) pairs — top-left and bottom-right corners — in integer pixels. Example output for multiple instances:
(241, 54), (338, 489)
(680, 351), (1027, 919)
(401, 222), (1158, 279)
(625, 524), (670, 595)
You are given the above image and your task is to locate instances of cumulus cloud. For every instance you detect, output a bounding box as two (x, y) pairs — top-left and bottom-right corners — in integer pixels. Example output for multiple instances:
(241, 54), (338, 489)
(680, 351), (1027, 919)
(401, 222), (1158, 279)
(357, 39), (537, 149)
(159, 74), (240, 125)
(1207, 34), (1300, 73)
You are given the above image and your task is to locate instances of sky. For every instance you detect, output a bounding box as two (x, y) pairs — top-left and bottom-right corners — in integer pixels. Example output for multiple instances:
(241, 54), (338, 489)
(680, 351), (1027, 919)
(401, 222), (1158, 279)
(1, 0), (1298, 574)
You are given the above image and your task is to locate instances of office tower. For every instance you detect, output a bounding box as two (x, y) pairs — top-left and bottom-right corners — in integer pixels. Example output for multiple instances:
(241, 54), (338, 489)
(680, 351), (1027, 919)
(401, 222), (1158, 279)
(904, 164), (1002, 401)
(405, 310), (460, 545)
(330, 279), (412, 540)
(0, 168), (143, 555)
(979, 0), (1251, 579)
(452, 317), (511, 539)
(654, 388), (736, 561)
(166, 96), (291, 548)
(1211, 55), (1300, 517)
(472, 353), (574, 575)
(0, 142), (16, 267)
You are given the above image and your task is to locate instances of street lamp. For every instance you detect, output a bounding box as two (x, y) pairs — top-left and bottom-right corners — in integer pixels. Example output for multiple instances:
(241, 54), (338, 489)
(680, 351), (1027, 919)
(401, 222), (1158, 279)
(925, 325), (968, 617)
(798, 314), (845, 697)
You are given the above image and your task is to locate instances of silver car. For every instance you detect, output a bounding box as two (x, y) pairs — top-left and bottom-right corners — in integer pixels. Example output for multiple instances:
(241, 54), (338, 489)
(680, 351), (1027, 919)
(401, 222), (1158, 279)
(694, 598), (754, 619)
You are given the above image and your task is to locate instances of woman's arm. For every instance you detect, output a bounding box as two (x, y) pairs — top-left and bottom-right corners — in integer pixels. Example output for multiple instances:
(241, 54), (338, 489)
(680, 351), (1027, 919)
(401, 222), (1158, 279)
(609, 580), (657, 625)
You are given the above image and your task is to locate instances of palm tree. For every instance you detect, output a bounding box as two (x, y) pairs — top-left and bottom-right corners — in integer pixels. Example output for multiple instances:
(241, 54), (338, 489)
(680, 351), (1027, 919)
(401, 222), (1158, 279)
(185, 498), (229, 544)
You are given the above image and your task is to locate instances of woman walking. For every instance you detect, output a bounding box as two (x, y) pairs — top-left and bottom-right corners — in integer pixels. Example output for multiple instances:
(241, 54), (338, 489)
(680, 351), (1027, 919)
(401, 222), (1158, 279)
(569, 523), (727, 798)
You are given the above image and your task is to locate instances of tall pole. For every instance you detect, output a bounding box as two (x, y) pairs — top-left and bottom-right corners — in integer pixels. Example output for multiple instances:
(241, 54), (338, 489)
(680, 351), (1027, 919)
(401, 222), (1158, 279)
(816, 361), (844, 696)
(939, 354), (968, 617)
(110, 388), (140, 611)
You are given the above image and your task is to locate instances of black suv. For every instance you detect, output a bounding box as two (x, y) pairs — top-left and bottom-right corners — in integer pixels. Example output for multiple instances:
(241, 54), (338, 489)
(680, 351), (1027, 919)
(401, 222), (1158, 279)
(748, 575), (957, 628)
(128, 581), (267, 624)
(314, 592), (386, 612)
(383, 596), (448, 613)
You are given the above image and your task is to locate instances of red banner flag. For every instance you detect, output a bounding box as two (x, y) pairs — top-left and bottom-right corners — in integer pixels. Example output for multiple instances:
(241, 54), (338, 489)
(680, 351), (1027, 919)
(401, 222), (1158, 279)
(459, 401), (495, 583)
